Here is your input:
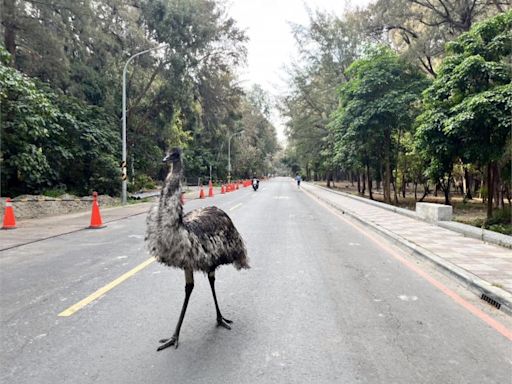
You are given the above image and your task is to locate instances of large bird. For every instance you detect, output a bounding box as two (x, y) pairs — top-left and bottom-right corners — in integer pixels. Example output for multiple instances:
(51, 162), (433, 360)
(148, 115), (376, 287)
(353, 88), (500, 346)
(145, 147), (249, 351)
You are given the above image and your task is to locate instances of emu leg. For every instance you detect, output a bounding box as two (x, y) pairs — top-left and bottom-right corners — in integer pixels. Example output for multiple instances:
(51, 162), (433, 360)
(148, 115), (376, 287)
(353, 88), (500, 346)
(158, 269), (194, 351)
(208, 271), (232, 330)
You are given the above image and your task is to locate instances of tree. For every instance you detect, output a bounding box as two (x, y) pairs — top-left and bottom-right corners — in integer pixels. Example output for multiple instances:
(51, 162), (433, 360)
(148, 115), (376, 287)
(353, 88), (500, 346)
(363, 0), (510, 76)
(0, 46), (119, 196)
(282, 9), (365, 180)
(416, 11), (512, 217)
(330, 46), (430, 204)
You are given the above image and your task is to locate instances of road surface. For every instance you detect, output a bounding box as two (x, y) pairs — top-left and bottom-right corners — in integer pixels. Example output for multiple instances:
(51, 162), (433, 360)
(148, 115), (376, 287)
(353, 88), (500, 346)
(1, 178), (511, 383)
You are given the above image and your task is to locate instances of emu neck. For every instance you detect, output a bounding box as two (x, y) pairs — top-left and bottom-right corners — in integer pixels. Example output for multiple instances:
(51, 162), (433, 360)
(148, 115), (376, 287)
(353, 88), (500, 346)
(160, 160), (183, 225)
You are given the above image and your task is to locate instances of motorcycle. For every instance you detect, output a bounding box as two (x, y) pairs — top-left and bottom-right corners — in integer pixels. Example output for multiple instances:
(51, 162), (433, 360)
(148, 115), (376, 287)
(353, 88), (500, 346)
(252, 179), (259, 191)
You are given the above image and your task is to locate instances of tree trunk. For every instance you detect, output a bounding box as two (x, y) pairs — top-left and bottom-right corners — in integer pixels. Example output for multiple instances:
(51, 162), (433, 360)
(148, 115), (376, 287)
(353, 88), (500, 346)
(495, 163), (504, 210)
(3, 0), (16, 66)
(443, 183), (450, 205)
(474, 178), (480, 199)
(362, 171), (366, 196)
(357, 173), (361, 194)
(392, 179), (399, 205)
(487, 162), (493, 219)
(464, 167), (472, 199)
(367, 163), (373, 200)
(414, 182), (418, 201)
(419, 183), (430, 202)
(383, 137), (391, 204)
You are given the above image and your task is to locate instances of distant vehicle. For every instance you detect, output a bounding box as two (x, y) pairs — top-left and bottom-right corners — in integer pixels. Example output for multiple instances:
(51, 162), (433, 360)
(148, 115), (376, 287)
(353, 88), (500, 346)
(252, 177), (259, 191)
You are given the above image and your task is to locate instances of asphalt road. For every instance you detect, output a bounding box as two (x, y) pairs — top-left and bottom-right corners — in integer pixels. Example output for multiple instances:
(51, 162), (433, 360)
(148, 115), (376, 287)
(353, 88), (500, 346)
(1, 178), (511, 383)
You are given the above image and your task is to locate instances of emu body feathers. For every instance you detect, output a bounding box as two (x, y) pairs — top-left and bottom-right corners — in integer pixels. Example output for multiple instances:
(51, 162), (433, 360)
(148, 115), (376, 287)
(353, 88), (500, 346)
(144, 147), (249, 350)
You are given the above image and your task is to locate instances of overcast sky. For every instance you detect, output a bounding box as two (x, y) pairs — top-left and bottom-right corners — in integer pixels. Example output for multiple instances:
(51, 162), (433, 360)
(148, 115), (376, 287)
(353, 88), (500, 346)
(227, 0), (374, 143)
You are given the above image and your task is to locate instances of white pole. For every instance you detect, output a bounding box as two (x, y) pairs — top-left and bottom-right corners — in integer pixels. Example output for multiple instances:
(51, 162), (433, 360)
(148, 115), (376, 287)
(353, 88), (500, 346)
(122, 45), (167, 205)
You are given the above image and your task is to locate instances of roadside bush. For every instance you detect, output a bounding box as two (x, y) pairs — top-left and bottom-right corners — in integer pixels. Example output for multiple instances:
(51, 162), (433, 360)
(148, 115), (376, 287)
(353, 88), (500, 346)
(128, 175), (157, 193)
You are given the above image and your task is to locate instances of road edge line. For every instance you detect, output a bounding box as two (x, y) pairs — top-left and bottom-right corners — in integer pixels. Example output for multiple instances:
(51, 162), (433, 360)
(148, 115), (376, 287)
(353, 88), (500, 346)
(301, 185), (512, 340)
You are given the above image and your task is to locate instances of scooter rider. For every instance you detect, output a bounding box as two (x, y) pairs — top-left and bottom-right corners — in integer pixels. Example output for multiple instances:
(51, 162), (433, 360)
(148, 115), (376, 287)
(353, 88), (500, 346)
(252, 176), (260, 191)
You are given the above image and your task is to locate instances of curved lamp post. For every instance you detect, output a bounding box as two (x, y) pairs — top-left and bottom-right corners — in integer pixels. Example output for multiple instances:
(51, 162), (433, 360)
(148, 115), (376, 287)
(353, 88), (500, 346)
(122, 45), (167, 205)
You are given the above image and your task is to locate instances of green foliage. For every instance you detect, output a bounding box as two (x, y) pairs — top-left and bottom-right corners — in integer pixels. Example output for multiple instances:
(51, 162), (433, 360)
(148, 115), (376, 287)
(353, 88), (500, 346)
(42, 187), (67, 198)
(1, 45), (119, 196)
(282, 10), (364, 179)
(416, 11), (512, 194)
(1, 0), (277, 195)
(472, 208), (512, 235)
(330, 46), (429, 200)
(129, 175), (157, 193)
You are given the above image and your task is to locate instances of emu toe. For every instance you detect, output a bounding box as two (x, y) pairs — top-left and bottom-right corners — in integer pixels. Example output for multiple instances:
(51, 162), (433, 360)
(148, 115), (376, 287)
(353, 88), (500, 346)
(217, 317), (233, 330)
(157, 336), (179, 351)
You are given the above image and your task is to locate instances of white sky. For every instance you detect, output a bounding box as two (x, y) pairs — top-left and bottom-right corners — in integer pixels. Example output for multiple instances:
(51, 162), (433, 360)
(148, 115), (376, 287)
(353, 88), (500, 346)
(228, 0), (374, 143)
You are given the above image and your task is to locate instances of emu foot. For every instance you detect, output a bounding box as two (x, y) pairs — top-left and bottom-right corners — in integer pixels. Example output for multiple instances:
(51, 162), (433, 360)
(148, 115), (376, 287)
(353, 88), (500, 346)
(157, 336), (178, 351)
(217, 317), (233, 330)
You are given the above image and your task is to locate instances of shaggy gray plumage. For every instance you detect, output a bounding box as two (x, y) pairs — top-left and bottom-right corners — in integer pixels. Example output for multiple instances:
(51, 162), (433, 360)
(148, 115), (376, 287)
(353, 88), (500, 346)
(145, 152), (250, 272)
(144, 148), (249, 351)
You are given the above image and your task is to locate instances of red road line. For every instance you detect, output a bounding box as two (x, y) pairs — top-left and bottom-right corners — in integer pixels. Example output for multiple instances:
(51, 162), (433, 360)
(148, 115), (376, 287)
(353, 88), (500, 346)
(302, 185), (512, 341)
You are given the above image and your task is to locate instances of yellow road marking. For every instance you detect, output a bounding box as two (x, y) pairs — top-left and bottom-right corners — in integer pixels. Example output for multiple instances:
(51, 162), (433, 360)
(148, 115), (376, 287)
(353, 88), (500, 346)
(58, 257), (155, 317)
(229, 203), (243, 211)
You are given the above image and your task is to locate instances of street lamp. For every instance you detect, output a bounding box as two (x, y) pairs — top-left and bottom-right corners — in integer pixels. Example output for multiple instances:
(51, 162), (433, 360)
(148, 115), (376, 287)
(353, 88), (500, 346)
(122, 45), (167, 205)
(227, 130), (244, 183)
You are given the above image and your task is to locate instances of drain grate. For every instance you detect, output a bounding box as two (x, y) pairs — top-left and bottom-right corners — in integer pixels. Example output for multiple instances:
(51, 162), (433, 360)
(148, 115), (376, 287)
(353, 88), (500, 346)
(481, 293), (501, 310)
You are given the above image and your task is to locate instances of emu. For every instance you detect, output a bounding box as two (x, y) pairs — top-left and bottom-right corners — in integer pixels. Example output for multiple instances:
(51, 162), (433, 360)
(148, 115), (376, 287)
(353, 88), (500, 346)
(145, 148), (249, 351)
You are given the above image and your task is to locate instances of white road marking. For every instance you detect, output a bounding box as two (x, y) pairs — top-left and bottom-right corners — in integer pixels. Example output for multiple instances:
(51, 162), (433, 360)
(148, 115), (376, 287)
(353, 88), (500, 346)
(230, 203), (243, 211)
(128, 235), (143, 239)
(398, 295), (418, 302)
(349, 242), (361, 246)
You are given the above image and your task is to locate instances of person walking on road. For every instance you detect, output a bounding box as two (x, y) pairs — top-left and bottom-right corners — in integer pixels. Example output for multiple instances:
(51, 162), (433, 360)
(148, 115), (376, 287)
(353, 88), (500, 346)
(295, 173), (302, 189)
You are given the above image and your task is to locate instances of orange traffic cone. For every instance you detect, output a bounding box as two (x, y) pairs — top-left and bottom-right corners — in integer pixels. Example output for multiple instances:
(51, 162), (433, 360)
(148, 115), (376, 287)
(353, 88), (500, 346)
(199, 185), (205, 199)
(89, 192), (105, 229)
(2, 198), (16, 229)
(221, 185), (226, 194)
(208, 180), (214, 197)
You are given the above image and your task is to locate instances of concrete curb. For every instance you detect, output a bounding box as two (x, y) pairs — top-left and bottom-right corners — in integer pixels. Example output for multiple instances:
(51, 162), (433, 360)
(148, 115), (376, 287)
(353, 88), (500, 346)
(312, 183), (512, 250)
(303, 183), (512, 316)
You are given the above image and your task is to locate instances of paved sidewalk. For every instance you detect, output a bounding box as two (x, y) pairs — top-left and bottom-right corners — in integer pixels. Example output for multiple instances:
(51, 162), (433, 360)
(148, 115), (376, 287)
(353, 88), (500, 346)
(302, 182), (512, 315)
(0, 202), (154, 251)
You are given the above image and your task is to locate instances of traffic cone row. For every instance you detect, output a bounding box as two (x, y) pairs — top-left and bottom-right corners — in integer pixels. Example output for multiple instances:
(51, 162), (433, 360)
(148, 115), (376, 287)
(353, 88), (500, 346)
(0, 178), (255, 232)
(2, 193), (107, 231)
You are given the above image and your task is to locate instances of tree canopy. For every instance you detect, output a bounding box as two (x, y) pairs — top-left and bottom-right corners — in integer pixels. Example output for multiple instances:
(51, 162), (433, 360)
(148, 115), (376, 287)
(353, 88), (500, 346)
(1, 0), (278, 196)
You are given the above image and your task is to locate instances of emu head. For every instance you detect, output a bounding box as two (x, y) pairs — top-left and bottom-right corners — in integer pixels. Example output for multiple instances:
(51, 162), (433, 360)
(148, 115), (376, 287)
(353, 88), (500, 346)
(163, 147), (182, 164)
(163, 147), (183, 179)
